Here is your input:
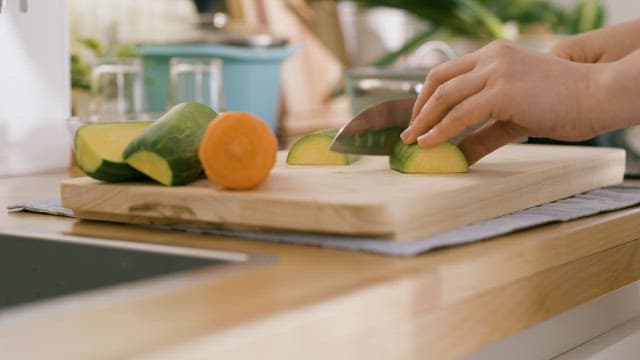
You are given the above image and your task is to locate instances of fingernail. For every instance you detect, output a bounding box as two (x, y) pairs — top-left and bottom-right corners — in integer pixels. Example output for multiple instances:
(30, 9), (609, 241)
(417, 132), (433, 147)
(400, 130), (410, 142)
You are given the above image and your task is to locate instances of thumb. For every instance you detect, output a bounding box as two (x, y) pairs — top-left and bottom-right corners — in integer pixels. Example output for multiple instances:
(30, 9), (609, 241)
(458, 121), (526, 165)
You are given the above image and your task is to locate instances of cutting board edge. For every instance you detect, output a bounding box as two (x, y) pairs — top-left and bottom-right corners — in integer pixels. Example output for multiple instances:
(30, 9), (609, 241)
(61, 180), (398, 237)
(67, 209), (396, 239)
(387, 148), (626, 241)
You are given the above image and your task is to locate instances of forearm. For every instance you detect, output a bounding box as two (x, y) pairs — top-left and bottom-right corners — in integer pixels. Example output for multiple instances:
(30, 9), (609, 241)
(554, 19), (640, 63)
(591, 49), (640, 133)
(596, 19), (640, 61)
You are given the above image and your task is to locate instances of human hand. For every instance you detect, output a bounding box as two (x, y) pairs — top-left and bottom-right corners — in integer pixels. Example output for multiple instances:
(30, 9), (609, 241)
(401, 40), (608, 164)
(551, 19), (640, 63)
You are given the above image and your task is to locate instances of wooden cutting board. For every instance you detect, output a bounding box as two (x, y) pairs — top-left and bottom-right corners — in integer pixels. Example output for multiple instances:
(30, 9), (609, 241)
(61, 144), (626, 241)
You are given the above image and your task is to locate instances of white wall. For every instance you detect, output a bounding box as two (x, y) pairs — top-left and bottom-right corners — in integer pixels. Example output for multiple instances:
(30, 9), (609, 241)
(604, 0), (640, 25)
(68, 0), (198, 47)
(0, 0), (71, 175)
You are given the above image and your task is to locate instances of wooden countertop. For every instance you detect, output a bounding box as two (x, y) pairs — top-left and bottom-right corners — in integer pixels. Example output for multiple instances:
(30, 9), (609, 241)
(2, 171), (640, 359)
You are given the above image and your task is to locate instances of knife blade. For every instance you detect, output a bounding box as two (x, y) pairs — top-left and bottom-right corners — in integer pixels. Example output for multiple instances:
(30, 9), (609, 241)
(330, 97), (485, 155)
(330, 98), (414, 155)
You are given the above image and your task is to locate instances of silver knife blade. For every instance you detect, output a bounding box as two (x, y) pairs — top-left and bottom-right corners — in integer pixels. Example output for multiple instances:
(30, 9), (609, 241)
(330, 98), (414, 155)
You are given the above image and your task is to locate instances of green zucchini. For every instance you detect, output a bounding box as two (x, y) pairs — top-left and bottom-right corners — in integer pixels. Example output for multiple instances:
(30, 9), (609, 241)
(74, 121), (153, 182)
(123, 102), (217, 186)
(390, 141), (468, 173)
(287, 129), (359, 165)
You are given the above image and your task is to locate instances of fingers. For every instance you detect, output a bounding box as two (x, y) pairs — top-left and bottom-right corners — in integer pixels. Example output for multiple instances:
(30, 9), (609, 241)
(413, 90), (494, 148)
(410, 54), (477, 122)
(402, 69), (486, 144)
(458, 121), (526, 165)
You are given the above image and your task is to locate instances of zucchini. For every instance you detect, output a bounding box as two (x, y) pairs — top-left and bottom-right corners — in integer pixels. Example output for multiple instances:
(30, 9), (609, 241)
(287, 129), (359, 165)
(74, 121), (153, 182)
(390, 141), (468, 173)
(123, 102), (217, 186)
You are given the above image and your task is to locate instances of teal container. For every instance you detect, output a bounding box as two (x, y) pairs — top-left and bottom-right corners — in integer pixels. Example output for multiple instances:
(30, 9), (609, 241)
(140, 43), (298, 131)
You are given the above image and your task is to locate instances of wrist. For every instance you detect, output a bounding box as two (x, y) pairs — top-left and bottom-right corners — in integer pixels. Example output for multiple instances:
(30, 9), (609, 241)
(590, 51), (640, 133)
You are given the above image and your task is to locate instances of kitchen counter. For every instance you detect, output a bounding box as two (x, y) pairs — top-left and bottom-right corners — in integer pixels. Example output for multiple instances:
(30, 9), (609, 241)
(2, 171), (640, 359)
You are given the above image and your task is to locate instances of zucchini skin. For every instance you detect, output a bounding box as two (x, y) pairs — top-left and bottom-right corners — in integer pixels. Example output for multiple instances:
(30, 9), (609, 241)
(123, 102), (217, 185)
(389, 141), (419, 173)
(389, 141), (468, 173)
(78, 159), (146, 182)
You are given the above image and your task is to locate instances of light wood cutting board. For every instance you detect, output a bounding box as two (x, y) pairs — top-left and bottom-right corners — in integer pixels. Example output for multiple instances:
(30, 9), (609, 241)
(60, 144), (626, 241)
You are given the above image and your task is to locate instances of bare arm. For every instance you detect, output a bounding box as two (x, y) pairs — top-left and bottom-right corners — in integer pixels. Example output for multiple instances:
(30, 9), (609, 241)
(589, 48), (640, 132)
(401, 41), (640, 164)
(552, 19), (640, 63)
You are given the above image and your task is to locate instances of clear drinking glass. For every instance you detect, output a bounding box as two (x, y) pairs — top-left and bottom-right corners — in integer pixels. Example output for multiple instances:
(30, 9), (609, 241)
(168, 57), (224, 112)
(90, 58), (146, 121)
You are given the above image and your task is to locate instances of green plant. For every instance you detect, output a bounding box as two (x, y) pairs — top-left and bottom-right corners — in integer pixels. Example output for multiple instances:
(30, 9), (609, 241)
(70, 37), (140, 90)
(485, 0), (605, 34)
(343, 0), (605, 66)
(70, 53), (92, 90)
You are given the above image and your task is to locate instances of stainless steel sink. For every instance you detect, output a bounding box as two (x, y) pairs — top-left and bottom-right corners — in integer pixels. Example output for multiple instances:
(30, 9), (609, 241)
(0, 229), (260, 311)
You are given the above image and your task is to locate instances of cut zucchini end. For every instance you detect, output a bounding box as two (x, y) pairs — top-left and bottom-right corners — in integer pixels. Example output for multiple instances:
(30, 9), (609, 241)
(74, 134), (103, 174)
(286, 132), (359, 165)
(73, 121), (153, 182)
(126, 150), (174, 186)
(76, 122), (152, 163)
(391, 142), (468, 174)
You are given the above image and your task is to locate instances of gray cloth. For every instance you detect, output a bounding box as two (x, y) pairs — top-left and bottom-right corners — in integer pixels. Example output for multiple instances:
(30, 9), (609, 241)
(7, 197), (73, 217)
(8, 185), (640, 257)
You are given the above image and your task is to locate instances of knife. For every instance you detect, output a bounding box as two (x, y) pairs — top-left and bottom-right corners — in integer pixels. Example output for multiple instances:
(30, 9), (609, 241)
(330, 97), (483, 155)
(330, 98), (414, 155)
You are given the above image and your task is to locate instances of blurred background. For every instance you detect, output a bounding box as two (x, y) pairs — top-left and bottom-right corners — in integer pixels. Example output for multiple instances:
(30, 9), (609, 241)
(67, 0), (640, 170)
